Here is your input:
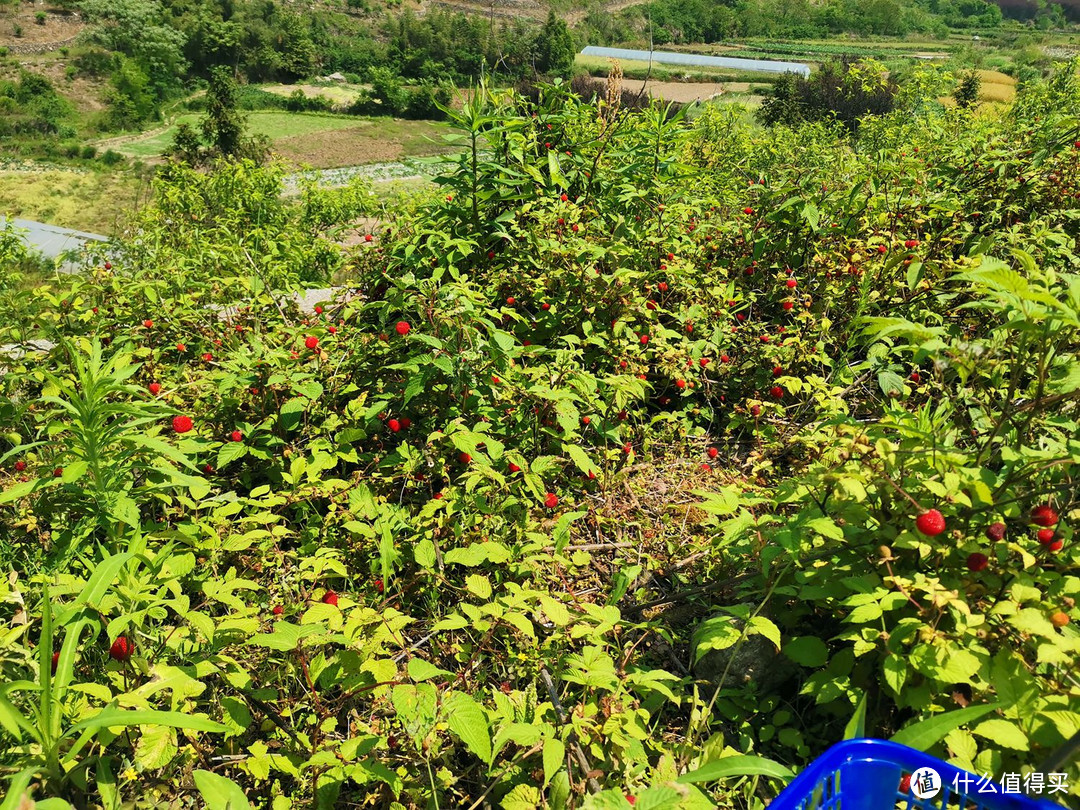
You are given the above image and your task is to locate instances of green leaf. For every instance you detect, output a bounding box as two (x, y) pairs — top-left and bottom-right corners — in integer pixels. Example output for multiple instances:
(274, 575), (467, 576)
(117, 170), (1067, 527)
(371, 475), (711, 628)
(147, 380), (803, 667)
(465, 574), (492, 600)
(193, 770), (253, 810)
(677, 755), (794, 784)
(566, 444), (598, 475)
(443, 691), (492, 765)
(543, 737), (565, 786)
(501, 783), (542, 810)
(844, 694), (867, 740)
(691, 616), (741, 665)
(248, 622), (321, 651)
(134, 725), (177, 770)
(877, 370), (906, 397)
(889, 704), (1001, 751)
(783, 637), (828, 668)
(407, 658), (450, 683)
(971, 719), (1028, 750)
(747, 616), (781, 650)
(0, 768), (39, 810)
(413, 539), (436, 570)
(216, 441), (248, 469)
(107, 495), (141, 530)
(279, 398), (307, 432)
(805, 516), (844, 540)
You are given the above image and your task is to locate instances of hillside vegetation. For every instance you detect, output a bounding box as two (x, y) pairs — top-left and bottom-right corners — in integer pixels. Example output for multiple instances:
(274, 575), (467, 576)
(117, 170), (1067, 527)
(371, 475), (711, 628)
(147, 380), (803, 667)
(1, 58), (1080, 809)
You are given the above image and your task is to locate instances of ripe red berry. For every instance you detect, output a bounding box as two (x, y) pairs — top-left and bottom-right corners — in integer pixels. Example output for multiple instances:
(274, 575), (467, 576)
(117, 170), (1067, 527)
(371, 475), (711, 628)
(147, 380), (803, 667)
(508, 462), (521, 473)
(915, 509), (946, 537)
(623, 443), (632, 454)
(1048, 539), (1064, 552)
(675, 379), (686, 389)
(743, 207), (753, 215)
(700, 358), (710, 367)
(582, 416), (590, 425)
(272, 605), (284, 615)
(314, 305), (323, 314)
(720, 354), (730, 363)
(231, 431), (243, 442)
(707, 447), (718, 459)
(506, 296), (516, 305)
(783, 301), (794, 310)
(322, 591), (339, 607)
(772, 366), (783, 376)
(143, 319), (153, 329)
(640, 334), (649, 345)
(395, 321), (411, 336)
(176, 343), (186, 352)
(172, 415), (193, 434)
(878, 245), (888, 254)
(365, 234), (373, 242)
(771, 385), (783, 398)
(560, 193), (568, 202)
(904, 239), (919, 249)
(104, 261), (112, 270)
(786, 279), (797, 288)
(202, 353), (213, 362)
(985, 522), (1006, 541)
(1030, 504), (1059, 527)
(109, 636), (133, 662)
(750, 405), (762, 417)
(374, 578), (384, 593)
(328, 326), (337, 334)
(491, 375), (500, 384)
(148, 382), (161, 395)
(1037, 528), (1056, 545)
(458, 452), (472, 464)
(910, 372), (920, 383)
(51, 650), (60, 674)
(388, 419), (401, 433)
(53, 467), (63, 478)
(658, 282), (668, 292)
(967, 552), (989, 572)
(400, 417), (411, 429)
(305, 336), (319, 350)
(14, 460), (26, 472)
(203, 464), (213, 473)
(541, 303), (550, 311)
(544, 492), (559, 508)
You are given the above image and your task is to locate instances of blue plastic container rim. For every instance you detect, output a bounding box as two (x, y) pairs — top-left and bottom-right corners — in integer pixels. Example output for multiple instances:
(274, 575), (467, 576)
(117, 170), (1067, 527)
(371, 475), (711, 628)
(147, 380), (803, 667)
(769, 738), (1072, 810)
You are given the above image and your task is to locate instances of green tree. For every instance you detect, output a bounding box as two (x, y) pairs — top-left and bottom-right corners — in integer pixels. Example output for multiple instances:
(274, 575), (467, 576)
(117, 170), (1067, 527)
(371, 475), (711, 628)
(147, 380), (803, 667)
(534, 11), (574, 78)
(201, 66), (245, 158)
(78, 0), (187, 97)
(954, 69), (981, 108)
(106, 56), (157, 129)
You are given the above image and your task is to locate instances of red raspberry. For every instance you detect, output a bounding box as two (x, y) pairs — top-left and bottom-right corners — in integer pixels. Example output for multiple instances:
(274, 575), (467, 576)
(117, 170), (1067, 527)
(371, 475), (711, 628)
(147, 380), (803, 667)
(109, 636), (133, 662)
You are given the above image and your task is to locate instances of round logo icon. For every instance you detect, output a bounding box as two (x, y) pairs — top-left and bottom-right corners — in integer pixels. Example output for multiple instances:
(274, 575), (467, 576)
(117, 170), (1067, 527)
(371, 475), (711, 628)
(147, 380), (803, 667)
(910, 767), (942, 799)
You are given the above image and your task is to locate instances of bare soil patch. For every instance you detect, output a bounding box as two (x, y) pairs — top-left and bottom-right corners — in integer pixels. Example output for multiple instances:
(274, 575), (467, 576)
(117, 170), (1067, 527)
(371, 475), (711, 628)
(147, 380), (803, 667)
(0, 10), (84, 45)
(4, 59), (107, 113)
(272, 128), (406, 169)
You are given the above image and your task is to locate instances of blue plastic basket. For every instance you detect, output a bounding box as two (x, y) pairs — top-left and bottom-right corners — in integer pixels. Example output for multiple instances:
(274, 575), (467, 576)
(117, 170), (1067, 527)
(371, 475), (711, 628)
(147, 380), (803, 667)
(769, 739), (1072, 810)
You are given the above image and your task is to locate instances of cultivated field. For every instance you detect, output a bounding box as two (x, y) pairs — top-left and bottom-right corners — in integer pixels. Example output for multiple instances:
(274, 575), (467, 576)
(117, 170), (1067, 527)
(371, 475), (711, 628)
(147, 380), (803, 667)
(0, 167), (145, 235)
(105, 112), (455, 168)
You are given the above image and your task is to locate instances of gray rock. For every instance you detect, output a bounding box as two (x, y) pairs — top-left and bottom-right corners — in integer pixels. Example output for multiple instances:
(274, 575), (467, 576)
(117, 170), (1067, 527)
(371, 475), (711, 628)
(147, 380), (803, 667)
(691, 610), (797, 693)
